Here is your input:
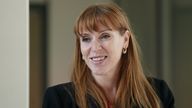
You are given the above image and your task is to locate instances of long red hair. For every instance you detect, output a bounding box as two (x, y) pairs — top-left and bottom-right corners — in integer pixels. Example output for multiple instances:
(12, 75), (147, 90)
(72, 2), (160, 108)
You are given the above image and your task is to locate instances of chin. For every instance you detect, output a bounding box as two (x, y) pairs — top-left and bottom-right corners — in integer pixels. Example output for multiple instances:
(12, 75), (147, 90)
(91, 70), (106, 76)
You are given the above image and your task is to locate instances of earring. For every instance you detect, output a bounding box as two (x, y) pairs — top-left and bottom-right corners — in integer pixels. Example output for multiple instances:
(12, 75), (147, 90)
(123, 48), (127, 54)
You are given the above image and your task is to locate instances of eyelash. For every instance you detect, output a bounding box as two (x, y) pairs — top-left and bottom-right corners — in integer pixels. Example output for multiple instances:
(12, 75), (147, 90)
(81, 37), (91, 42)
(81, 33), (110, 42)
(100, 34), (110, 40)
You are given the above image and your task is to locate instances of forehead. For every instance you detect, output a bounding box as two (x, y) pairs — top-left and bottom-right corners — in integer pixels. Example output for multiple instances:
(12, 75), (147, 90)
(74, 6), (126, 37)
(80, 23), (113, 34)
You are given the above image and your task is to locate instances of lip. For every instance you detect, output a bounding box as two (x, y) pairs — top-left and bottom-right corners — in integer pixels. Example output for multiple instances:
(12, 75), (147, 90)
(89, 56), (107, 64)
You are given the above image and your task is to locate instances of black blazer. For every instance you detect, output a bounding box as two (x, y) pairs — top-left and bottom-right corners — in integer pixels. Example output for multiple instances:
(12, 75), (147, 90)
(42, 78), (175, 108)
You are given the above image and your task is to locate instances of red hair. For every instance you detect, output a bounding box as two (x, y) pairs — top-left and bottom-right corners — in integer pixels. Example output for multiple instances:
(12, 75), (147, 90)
(72, 2), (160, 108)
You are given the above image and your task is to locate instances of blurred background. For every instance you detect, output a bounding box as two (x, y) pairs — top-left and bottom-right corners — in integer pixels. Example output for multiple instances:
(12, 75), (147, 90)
(30, 0), (192, 108)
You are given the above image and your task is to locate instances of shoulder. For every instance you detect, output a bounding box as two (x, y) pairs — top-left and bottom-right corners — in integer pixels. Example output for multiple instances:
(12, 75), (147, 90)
(46, 82), (75, 95)
(148, 77), (175, 108)
(42, 82), (77, 108)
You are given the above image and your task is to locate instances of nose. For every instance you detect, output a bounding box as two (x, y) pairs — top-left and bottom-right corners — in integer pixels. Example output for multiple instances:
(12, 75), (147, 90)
(91, 39), (102, 51)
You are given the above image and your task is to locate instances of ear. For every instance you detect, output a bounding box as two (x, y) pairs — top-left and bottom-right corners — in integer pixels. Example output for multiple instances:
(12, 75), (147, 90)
(123, 30), (130, 49)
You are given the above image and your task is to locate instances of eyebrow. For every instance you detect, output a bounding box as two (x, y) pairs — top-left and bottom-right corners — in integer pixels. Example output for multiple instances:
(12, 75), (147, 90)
(79, 33), (89, 37)
(79, 28), (112, 37)
(98, 28), (112, 34)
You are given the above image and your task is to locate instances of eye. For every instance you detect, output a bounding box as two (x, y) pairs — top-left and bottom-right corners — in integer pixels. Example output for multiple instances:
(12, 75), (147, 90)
(81, 36), (91, 42)
(100, 33), (111, 41)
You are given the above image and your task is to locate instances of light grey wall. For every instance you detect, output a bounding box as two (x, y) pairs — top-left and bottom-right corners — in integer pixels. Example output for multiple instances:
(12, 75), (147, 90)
(0, 0), (29, 108)
(48, 0), (111, 86)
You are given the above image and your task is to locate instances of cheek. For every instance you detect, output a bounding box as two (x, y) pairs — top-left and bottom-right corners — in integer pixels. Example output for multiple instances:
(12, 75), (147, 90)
(80, 43), (89, 57)
(109, 41), (124, 57)
(107, 40), (123, 51)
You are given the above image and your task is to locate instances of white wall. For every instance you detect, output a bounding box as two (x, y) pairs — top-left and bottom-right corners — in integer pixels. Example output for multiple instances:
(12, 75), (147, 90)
(0, 0), (28, 108)
(48, 0), (111, 86)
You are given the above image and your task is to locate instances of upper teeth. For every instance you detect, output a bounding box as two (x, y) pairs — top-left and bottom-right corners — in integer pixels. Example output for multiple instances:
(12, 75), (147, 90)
(91, 56), (105, 61)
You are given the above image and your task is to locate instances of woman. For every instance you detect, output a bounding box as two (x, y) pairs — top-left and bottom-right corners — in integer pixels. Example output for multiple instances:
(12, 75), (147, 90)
(43, 3), (175, 108)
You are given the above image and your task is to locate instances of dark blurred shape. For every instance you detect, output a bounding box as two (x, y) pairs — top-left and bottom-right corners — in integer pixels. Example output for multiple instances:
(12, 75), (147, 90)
(30, 4), (47, 108)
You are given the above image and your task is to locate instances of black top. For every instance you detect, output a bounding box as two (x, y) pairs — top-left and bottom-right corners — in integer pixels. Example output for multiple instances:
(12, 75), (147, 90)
(42, 78), (175, 108)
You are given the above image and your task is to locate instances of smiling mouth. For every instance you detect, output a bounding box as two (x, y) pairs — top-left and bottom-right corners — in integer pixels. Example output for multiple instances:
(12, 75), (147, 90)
(90, 56), (107, 64)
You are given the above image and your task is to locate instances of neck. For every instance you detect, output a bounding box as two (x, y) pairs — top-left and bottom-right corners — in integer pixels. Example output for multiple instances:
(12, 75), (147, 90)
(93, 72), (119, 104)
(94, 74), (117, 90)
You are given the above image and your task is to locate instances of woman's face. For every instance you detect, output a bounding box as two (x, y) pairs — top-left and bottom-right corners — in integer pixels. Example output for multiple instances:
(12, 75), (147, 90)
(80, 24), (129, 77)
